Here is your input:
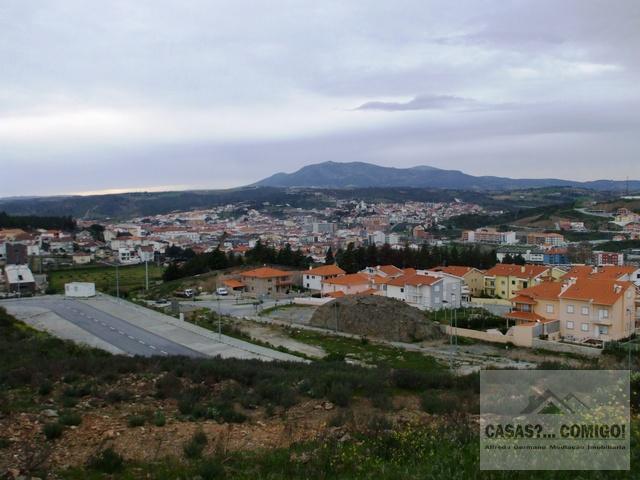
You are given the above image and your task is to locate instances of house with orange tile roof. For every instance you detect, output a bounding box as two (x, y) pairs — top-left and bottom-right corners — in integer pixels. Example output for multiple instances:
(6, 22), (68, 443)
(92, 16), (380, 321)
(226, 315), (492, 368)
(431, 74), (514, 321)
(321, 273), (371, 297)
(374, 272), (460, 310)
(483, 264), (550, 299)
(507, 277), (637, 343)
(428, 266), (485, 298)
(240, 267), (296, 297)
(303, 264), (346, 291)
(360, 264), (404, 279)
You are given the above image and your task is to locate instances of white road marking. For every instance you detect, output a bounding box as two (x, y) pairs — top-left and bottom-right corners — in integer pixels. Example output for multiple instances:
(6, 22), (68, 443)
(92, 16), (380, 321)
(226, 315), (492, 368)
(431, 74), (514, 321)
(149, 345), (157, 350)
(109, 327), (116, 331)
(118, 330), (125, 335)
(161, 351), (168, 355)
(138, 340), (146, 345)
(127, 335), (135, 340)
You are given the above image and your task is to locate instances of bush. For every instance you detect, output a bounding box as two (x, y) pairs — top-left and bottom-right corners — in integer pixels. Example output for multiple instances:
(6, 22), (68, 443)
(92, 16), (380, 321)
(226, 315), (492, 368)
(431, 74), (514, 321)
(199, 457), (226, 479)
(327, 382), (353, 407)
(59, 411), (82, 426)
(38, 380), (53, 396)
(87, 447), (124, 474)
(183, 430), (208, 459)
(43, 422), (64, 440)
(153, 411), (166, 427)
(155, 372), (183, 399)
(391, 369), (453, 391)
(127, 415), (146, 427)
(0, 437), (11, 449)
(105, 389), (132, 404)
(420, 392), (456, 414)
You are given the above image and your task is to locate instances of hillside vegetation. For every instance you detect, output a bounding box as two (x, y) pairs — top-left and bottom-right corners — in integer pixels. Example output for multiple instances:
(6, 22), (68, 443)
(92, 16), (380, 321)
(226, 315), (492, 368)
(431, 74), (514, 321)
(1, 306), (639, 478)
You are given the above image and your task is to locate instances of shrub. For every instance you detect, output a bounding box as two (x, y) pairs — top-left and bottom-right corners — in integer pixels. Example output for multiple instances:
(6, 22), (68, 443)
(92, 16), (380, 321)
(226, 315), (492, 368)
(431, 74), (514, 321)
(371, 392), (393, 411)
(43, 422), (64, 440)
(105, 389), (132, 404)
(199, 457), (226, 479)
(0, 437), (11, 449)
(367, 415), (393, 433)
(155, 372), (183, 399)
(59, 412), (82, 426)
(391, 369), (453, 391)
(153, 411), (166, 427)
(420, 392), (456, 414)
(87, 447), (124, 474)
(38, 380), (53, 396)
(183, 430), (207, 459)
(327, 382), (353, 407)
(127, 415), (146, 427)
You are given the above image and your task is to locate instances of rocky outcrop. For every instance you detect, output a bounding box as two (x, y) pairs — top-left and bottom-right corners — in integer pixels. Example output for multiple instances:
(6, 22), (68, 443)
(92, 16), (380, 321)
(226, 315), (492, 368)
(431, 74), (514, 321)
(309, 296), (443, 342)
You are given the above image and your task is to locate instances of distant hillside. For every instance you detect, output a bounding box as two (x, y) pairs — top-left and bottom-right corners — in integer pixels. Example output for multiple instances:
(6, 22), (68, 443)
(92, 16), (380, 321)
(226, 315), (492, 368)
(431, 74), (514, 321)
(254, 161), (640, 191)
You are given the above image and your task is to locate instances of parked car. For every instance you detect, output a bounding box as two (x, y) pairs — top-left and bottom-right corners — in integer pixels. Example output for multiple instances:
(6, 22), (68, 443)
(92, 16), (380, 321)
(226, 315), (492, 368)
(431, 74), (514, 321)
(216, 287), (229, 296)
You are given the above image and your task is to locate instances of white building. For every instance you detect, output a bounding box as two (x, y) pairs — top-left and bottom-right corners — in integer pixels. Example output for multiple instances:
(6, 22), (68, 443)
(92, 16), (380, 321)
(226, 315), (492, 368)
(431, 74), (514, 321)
(65, 282), (96, 298)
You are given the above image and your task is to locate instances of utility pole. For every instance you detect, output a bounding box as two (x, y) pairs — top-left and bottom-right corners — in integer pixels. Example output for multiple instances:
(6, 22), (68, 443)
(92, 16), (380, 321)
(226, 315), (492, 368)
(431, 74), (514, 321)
(217, 295), (221, 340)
(145, 260), (149, 292)
(115, 264), (120, 298)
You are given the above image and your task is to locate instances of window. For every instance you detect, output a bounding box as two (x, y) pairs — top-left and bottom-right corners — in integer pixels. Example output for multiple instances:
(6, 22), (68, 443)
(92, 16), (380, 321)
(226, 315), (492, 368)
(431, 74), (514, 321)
(400, 288), (404, 293)
(546, 304), (554, 314)
(567, 305), (575, 314)
(581, 306), (589, 316)
(452, 284), (458, 290)
(512, 280), (516, 285)
(598, 326), (609, 335)
(581, 323), (589, 332)
(599, 309), (609, 319)
(434, 285), (440, 292)
(566, 320), (574, 329)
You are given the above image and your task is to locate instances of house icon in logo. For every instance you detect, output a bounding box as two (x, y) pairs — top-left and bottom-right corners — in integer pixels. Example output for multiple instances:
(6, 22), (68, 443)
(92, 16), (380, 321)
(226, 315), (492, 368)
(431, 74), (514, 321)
(521, 389), (589, 414)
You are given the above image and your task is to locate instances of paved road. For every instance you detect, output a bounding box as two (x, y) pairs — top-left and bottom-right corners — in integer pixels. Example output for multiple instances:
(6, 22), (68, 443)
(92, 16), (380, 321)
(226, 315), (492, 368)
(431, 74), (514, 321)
(2, 295), (305, 362)
(1, 297), (206, 358)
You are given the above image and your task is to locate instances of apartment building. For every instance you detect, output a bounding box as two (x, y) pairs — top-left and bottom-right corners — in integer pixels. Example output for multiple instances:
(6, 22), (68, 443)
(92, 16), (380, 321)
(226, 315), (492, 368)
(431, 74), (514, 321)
(592, 251), (624, 267)
(461, 228), (517, 245)
(484, 264), (550, 299)
(508, 278), (637, 342)
(526, 232), (565, 246)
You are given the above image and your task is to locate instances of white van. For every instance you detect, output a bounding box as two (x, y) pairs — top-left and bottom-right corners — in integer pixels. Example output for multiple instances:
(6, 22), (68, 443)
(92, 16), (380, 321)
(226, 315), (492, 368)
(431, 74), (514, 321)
(216, 287), (229, 296)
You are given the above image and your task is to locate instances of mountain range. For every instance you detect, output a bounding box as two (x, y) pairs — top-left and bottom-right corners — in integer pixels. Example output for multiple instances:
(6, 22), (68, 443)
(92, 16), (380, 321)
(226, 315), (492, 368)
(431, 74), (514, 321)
(254, 161), (640, 191)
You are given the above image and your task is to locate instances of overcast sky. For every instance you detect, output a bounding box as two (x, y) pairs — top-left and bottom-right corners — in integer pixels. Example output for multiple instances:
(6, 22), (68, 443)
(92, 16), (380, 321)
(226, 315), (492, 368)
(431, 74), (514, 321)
(1, 0), (639, 196)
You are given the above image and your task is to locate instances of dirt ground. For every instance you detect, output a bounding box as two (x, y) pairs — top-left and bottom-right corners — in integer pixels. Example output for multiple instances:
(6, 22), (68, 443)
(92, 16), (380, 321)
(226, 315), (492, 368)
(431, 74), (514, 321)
(0, 375), (432, 474)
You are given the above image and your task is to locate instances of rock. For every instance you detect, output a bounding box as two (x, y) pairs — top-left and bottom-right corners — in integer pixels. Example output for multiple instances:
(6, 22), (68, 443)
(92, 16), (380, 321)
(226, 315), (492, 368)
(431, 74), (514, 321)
(338, 433), (352, 443)
(309, 296), (443, 342)
(41, 409), (58, 418)
(323, 402), (334, 411)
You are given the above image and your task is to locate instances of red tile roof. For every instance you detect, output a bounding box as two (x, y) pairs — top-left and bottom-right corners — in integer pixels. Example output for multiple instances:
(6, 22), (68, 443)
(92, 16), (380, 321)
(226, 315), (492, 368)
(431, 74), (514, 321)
(241, 267), (292, 279)
(431, 266), (475, 278)
(323, 273), (370, 286)
(307, 264), (346, 276)
(485, 264), (549, 278)
(223, 279), (245, 288)
(387, 273), (442, 287)
(513, 282), (564, 302)
(378, 265), (403, 276)
(559, 279), (634, 306)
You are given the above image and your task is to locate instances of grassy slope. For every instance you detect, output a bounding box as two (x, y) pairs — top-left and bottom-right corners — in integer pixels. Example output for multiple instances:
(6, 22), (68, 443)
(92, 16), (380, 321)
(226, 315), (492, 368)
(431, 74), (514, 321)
(48, 264), (164, 296)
